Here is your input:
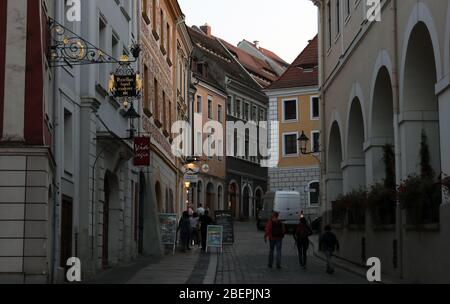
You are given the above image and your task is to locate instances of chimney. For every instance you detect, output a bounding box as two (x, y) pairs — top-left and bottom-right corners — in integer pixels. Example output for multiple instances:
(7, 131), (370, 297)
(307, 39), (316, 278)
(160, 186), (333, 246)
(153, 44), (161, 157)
(200, 23), (211, 36)
(253, 40), (260, 49)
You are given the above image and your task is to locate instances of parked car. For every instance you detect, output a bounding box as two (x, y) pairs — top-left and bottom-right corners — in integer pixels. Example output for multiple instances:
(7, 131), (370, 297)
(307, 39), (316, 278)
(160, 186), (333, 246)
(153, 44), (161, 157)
(257, 191), (302, 231)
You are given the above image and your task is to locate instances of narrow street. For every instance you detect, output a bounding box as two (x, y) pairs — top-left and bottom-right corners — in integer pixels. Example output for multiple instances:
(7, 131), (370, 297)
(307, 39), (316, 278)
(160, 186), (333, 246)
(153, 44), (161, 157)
(91, 221), (367, 284)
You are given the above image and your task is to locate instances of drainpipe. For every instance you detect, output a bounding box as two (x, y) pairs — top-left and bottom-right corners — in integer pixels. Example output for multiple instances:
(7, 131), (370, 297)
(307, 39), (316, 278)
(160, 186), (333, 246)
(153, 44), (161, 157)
(51, 0), (63, 284)
(391, 0), (403, 279)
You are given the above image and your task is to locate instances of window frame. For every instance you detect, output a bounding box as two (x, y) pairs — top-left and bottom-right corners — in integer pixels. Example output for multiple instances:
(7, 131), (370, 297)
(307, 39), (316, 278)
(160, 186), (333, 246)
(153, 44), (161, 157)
(282, 98), (299, 123)
(310, 96), (320, 120)
(308, 180), (320, 206)
(311, 130), (320, 154)
(282, 132), (299, 157)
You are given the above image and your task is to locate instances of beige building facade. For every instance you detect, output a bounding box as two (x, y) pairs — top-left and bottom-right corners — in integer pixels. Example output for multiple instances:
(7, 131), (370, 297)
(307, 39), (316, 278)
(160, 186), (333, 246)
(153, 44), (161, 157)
(314, 0), (450, 283)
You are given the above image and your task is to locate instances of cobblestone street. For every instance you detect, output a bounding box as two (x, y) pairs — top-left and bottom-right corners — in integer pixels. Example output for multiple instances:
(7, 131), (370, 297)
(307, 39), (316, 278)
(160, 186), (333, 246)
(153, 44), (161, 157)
(215, 222), (368, 284)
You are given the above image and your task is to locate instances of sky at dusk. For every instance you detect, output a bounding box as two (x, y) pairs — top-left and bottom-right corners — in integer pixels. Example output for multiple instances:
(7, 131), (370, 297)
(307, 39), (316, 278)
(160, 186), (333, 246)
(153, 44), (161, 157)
(178, 0), (318, 64)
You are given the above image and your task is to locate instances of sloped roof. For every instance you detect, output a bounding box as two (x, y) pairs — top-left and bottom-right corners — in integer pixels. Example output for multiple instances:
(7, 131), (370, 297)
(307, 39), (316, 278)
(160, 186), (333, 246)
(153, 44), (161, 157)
(242, 39), (290, 68)
(220, 39), (279, 88)
(187, 26), (262, 91)
(266, 35), (318, 90)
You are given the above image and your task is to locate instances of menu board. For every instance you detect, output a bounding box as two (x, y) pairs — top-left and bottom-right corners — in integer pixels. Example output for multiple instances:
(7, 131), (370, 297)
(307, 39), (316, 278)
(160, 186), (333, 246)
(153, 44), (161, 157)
(159, 213), (177, 245)
(206, 226), (223, 250)
(215, 210), (234, 244)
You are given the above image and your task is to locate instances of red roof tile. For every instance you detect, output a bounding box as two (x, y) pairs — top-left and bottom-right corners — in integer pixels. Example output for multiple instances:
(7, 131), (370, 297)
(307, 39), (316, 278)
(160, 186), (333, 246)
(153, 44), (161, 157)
(266, 36), (318, 90)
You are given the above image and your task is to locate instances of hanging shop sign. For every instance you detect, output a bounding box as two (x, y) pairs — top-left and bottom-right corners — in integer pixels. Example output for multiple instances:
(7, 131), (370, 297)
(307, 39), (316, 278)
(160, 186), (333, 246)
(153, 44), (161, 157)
(134, 137), (150, 166)
(113, 74), (137, 98)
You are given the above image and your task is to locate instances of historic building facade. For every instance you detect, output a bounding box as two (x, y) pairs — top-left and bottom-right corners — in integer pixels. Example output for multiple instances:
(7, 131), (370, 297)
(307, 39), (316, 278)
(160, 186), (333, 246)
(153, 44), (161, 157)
(139, 0), (192, 256)
(265, 36), (320, 221)
(314, 0), (450, 283)
(187, 25), (268, 220)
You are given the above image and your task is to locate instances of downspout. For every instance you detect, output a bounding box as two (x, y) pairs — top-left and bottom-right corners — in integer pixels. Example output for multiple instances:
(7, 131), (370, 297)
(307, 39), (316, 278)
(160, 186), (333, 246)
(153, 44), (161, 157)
(51, 0), (63, 283)
(391, 0), (403, 279)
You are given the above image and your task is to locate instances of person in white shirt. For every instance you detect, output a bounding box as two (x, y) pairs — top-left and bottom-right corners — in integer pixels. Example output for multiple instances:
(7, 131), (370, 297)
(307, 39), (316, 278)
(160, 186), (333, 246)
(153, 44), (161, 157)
(196, 204), (205, 216)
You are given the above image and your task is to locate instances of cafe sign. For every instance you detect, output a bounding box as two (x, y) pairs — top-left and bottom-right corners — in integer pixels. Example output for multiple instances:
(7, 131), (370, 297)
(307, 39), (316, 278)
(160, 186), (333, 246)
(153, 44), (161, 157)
(134, 137), (150, 166)
(113, 74), (137, 98)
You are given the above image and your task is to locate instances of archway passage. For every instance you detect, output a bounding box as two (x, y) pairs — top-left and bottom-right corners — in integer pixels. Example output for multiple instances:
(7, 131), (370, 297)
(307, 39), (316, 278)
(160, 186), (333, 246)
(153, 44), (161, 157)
(217, 186), (223, 210)
(327, 122), (344, 223)
(242, 186), (251, 220)
(103, 172), (120, 267)
(228, 183), (238, 218)
(197, 181), (203, 207)
(206, 183), (215, 212)
(255, 189), (263, 218)
(402, 22), (440, 177)
(369, 67), (395, 185)
(345, 99), (366, 192)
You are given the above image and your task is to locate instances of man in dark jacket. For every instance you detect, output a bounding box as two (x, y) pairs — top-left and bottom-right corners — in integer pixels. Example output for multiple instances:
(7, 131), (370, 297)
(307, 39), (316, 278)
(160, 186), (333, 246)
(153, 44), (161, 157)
(319, 225), (340, 274)
(178, 211), (191, 252)
(199, 210), (214, 252)
(264, 211), (286, 269)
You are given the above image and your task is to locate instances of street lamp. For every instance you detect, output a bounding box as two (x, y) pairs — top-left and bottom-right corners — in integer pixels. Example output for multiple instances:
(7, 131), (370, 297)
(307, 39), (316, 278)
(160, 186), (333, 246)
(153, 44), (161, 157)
(124, 102), (141, 140)
(298, 131), (310, 155)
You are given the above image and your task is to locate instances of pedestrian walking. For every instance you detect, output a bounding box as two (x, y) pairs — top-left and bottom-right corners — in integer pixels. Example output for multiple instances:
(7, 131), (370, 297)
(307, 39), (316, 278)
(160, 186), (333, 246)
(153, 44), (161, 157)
(319, 225), (340, 274)
(294, 217), (313, 269)
(196, 204), (205, 216)
(199, 210), (213, 252)
(264, 211), (286, 269)
(178, 211), (191, 252)
(190, 212), (200, 246)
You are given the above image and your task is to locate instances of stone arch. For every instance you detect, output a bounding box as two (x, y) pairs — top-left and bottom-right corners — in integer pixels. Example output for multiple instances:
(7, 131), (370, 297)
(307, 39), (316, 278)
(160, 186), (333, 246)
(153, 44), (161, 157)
(206, 182), (215, 212)
(326, 121), (344, 221)
(367, 65), (395, 185)
(242, 185), (253, 219)
(217, 184), (224, 210)
(345, 83), (367, 158)
(228, 180), (239, 218)
(400, 20), (441, 178)
(344, 97), (367, 191)
(103, 171), (121, 267)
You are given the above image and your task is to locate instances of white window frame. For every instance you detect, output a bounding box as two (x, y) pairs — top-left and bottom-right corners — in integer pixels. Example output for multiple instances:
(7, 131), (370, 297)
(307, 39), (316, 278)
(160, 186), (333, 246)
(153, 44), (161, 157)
(282, 98), (299, 123)
(307, 180), (320, 206)
(311, 130), (320, 154)
(310, 96), (320, 120)
(282, 132), (299, 158)
(244, 102), (250, 121)
(236, 99), (242, 119)
(207, 95), (213, 120)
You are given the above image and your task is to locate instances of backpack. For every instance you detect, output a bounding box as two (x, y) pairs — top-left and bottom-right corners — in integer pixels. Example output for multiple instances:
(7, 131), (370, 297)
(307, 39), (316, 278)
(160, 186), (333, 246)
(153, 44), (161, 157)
(271, 220), (283, 238)
(296, 224), (311, 240)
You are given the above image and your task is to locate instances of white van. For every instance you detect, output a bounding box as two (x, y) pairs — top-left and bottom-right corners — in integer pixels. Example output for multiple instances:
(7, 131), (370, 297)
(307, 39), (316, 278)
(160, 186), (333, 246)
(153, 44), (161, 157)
(257, 191), (302, 231)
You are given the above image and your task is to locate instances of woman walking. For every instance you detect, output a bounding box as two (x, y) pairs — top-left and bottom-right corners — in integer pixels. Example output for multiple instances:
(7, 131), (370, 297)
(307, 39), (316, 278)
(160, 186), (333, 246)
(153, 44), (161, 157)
(294, 217), (313, 269)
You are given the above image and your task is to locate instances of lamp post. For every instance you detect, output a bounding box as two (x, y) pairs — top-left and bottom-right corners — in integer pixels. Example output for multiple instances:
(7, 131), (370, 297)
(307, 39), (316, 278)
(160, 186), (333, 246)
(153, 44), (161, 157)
(124, 101), (141, 140)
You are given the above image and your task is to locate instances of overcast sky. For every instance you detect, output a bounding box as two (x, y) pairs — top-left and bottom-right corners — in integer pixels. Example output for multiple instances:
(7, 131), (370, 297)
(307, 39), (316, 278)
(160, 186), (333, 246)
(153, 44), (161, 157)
(178, 0), (318, 64)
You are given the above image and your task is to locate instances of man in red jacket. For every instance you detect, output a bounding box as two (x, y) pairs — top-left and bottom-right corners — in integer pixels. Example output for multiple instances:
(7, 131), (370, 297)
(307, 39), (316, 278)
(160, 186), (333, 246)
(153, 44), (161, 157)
(264, 211), (286, 269)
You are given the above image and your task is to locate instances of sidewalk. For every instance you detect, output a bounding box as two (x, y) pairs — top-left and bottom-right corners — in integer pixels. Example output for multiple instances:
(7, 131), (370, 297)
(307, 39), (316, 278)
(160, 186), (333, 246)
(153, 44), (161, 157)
(309, 235), (407, 284)
(89, 245), (218, 284)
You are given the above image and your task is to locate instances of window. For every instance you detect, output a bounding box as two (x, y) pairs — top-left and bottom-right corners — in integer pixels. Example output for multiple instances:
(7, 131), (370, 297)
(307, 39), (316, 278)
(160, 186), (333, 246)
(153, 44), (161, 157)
(208, 97), (213, 119)
(309, 182), (320, 206)
(283, 99), (298, 122)
(162, 91), (166, 129)
(311, 97), (320, 119)
(245, 130), (250, 160)
(143, 65), (151, 114)
(166, 23), (170, 57)
(218, 105), (222, 123)
(98, 18), (107, 86)
(252, 105), (257, 121)
(160, 9), (164, 48)
(152, 0), (157, 30)
(197, 95), (202, 113)
(346, 0), (351, 17)
(336, 0), (340, 36)
(244, 103), (250, 121)
(259, 109), (265, 121)
(64, 109), (73, 174)
(327, 1), (332, 48)
(283, 133), (298, 156)
(311, 131), (320, 153)
(154, 78), (159, 120)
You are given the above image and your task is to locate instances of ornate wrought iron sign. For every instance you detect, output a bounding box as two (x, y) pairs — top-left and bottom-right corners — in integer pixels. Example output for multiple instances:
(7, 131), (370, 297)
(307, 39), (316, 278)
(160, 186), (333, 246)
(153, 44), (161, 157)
(48, 17), (140, 67)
